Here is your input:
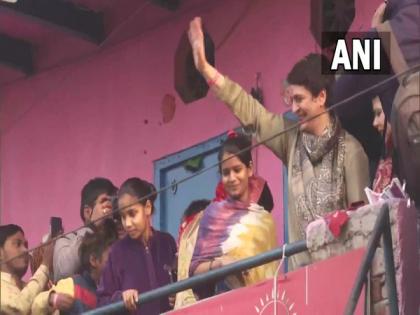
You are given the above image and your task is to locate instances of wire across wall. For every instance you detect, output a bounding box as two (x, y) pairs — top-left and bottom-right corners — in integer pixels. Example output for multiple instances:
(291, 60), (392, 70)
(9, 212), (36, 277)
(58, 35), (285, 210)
(1, 62), (419, 266)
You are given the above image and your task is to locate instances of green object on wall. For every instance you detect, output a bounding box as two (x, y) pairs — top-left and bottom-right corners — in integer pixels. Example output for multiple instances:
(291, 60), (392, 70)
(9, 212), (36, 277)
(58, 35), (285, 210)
(184, 155), (204, 172)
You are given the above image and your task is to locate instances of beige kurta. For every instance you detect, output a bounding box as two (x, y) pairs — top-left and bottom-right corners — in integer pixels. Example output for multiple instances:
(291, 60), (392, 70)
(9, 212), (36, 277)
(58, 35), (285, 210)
(174, 212), (203, 309)
(0, 265), (50, 315)
(215, 77), (370, 269)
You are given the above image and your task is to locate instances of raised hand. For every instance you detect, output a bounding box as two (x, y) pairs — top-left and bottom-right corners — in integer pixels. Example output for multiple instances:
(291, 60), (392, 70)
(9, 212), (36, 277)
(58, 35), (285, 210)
(214, 255), (237, 269)
(187, 17), (223, 87)
(371, 2), (387, 28)
(188, 17), (207, 72)
(41, 239), (55, 271)
(122, 289), (139, 312)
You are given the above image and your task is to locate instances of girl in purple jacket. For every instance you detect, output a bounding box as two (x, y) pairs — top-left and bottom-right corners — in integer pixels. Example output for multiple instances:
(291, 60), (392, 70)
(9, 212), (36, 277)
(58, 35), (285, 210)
(97, 178), (177, 315)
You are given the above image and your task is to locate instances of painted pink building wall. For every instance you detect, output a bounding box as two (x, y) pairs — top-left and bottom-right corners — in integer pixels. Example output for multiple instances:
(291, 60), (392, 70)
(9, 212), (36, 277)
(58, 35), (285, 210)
(0, 0), (379, 250)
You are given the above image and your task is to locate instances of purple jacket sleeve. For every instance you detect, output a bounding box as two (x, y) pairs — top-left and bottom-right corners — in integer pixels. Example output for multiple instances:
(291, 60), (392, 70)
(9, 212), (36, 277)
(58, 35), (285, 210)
(96, 248), (123, 306)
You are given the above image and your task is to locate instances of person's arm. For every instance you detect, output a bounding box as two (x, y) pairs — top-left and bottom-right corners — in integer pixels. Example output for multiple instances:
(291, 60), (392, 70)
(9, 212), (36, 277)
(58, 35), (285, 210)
(2, 264), (50, 315)
(188, 17), (289, 162)
(216, 78), (290, 162)
(97, 256), (139, 313)
(188, 17), (224, 89)
(31, 290), (54, 314)
(32, 278), (76, 314)
(193, 256), (236, 275)
(53, 229), (90, 281)
(193, 260), (213, 275)
(96, 250), (123, 306)
(371, 2), (387, 28)
(3, 239), (54, 314)
(344, 134), (370, 205)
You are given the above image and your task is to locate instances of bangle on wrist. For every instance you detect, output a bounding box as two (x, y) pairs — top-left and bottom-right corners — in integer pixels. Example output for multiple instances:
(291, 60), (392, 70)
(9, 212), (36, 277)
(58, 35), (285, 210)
(52, 293), (59, 308)
(207, 71), (221, 87)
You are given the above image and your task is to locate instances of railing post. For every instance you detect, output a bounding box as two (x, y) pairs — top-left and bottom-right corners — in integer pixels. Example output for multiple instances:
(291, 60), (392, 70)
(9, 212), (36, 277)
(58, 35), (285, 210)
(381, 206), (399, 315)
(344, 204), (388, 315)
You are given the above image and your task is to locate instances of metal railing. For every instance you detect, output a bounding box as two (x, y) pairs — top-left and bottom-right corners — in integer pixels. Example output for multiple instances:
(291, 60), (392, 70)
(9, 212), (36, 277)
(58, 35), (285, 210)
(84, 240), (308, 314)
(84, 203), (398, 315)
(345, 203), (398, 315)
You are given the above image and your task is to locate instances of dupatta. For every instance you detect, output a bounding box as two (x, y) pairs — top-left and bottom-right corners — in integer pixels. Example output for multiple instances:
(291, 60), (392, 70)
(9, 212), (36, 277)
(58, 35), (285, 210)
(189, 176), (278, 288)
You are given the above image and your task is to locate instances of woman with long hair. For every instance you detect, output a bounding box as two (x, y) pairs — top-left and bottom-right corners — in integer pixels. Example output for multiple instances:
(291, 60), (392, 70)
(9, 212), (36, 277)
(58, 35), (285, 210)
(372, 96), (393, 193)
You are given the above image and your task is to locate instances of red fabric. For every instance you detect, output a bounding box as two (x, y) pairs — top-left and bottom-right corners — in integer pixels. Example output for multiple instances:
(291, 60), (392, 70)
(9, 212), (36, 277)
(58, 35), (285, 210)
(373, 157), (393, 193)
(74, 284), (97, 309)
(213, 181), (227, 202)
(177, 213), (198, 244)
(324, 210), (350, 238)
(227, 130), (237, 139)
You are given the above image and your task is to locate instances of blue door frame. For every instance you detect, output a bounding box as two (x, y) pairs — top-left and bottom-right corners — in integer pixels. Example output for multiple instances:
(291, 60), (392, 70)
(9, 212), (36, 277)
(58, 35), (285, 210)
(153, 131), (228, 236)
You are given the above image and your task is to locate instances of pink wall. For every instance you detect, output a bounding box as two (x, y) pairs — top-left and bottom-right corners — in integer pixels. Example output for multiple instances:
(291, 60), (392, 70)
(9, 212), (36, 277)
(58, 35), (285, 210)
(0, 0), (380, 251)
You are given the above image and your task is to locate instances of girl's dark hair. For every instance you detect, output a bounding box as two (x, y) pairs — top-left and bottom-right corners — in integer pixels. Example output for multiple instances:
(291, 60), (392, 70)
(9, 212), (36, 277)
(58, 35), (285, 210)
(218, 133), (252, 170)
(259, 183), (274, 212)
(118, 178), (157, 214)
(182, 199), (211, 220)
(79, 230), (116, 272)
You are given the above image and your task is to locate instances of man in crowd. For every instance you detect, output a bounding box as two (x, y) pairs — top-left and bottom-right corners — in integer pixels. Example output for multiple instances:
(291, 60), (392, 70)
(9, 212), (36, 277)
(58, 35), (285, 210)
(53, 177), (117, 281)
(0, 224), (54, 314)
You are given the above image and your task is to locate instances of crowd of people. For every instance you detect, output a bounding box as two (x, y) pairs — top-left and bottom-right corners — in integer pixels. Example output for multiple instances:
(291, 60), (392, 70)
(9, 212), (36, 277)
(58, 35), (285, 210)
(1, 0), (418, 313)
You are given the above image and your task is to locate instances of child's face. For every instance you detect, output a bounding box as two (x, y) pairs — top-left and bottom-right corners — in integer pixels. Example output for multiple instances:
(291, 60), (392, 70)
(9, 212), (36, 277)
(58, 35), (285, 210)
(118, 193), (152, 240)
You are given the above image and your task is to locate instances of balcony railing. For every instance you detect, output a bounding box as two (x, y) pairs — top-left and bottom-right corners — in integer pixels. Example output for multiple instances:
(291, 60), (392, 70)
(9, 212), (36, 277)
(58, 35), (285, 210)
(84, 203), (397, 315)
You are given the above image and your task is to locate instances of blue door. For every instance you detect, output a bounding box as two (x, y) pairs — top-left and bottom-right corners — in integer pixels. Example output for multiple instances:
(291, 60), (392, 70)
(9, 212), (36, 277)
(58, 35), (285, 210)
(153, 132), (227, 238)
